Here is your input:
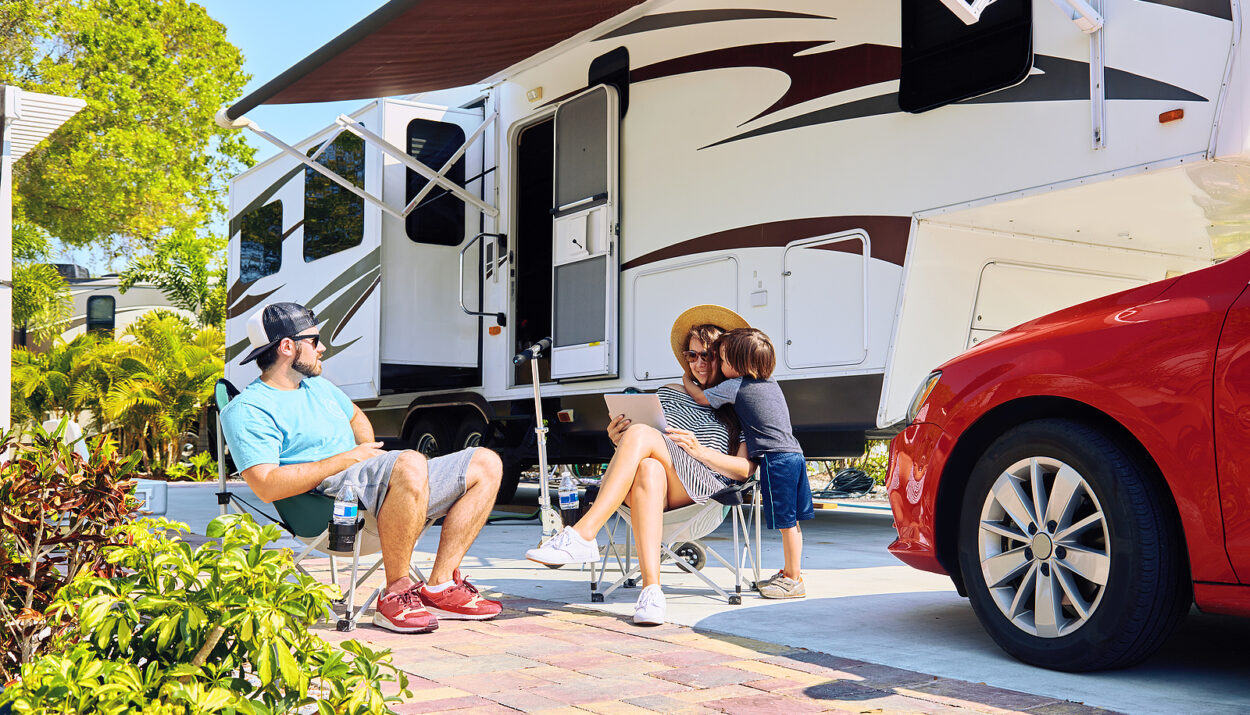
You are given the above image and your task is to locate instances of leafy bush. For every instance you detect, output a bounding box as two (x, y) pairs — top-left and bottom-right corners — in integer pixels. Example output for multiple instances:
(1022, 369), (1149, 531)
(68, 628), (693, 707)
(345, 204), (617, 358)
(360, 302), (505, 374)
(808, 439), (890, 488)
(0, 422), (139, 680)
(163, 452), (218, 482)
(0, 514), (410, 714)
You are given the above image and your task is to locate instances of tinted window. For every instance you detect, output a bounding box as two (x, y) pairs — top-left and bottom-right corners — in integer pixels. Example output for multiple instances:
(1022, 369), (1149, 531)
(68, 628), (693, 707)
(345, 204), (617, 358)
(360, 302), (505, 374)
(405, 119), (466, 246)
(238, 200), (282, 283)
(899, 0), (1032, 113)
(86, 295), (115, 336)
(304, 132), (365, 261)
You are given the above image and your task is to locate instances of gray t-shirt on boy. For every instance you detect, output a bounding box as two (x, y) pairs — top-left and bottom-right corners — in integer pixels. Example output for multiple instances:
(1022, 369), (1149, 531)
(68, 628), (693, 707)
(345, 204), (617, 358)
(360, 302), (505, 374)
(703, 377), (802, 458)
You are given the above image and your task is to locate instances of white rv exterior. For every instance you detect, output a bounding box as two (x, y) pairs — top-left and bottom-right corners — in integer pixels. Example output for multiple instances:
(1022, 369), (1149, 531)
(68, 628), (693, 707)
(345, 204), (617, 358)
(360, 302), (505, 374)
(223, 0), (1246, 498)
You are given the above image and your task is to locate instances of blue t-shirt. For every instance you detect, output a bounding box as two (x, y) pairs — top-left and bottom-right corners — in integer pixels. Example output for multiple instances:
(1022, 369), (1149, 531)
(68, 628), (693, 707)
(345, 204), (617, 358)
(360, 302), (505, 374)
(703, 377), (803, 457)
(220, 376), (357, 472)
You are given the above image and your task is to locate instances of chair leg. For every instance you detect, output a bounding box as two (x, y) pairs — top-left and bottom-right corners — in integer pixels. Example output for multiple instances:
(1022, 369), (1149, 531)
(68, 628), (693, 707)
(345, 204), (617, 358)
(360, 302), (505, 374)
(338, 529), (364, 631)
(328, 555), (339, 589)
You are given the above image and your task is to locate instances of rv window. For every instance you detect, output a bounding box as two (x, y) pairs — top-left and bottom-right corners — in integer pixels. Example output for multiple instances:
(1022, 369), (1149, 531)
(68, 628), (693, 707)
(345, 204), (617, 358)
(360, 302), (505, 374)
(86, 295), (115, 336)
(238, 200), (283, 283)
(304, 132), (365, 262)
(405, 119), (466, 246)
(898, 0), (1032, 113)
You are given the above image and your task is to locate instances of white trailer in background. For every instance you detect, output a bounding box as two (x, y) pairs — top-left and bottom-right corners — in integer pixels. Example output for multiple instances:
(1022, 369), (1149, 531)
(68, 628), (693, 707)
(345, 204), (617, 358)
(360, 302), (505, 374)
(221, 0), (1246, 500)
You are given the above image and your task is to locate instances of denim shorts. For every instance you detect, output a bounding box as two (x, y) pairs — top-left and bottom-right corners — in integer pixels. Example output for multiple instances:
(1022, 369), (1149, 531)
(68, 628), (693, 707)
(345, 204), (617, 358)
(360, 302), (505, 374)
(758, 451), (814, 530)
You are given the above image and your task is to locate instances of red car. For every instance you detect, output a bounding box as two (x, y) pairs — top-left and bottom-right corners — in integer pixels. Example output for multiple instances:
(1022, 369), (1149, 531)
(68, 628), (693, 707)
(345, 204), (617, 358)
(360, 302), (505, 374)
(887, 250), (1250, 672)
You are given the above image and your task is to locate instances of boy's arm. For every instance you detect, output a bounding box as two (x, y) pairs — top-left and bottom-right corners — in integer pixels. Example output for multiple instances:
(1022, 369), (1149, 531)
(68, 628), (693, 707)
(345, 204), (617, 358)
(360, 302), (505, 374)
(682, 372), (711, 406)
(701, 378), (740, 409)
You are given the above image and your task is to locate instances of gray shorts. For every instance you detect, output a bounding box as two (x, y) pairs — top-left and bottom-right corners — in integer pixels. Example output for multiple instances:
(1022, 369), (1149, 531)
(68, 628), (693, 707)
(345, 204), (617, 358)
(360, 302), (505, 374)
(317, 447), (477, 519)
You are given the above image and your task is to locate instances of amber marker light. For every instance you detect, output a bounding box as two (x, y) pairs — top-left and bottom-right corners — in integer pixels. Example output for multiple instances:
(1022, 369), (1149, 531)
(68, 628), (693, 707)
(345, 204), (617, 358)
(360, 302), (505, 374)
(488, 326), (502, 336)
(1159, 108), (1184, 123)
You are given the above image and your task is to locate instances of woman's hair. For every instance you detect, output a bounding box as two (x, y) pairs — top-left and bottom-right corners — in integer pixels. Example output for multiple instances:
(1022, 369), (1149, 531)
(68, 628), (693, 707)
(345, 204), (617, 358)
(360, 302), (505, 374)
(716, 328), (776, 380)
(686, 323), (740, 452)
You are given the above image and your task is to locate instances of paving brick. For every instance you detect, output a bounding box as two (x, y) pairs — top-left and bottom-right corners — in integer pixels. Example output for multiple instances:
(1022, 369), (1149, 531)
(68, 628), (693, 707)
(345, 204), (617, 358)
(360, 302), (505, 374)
(900, 678), (1062, 714)
(436, 669), (550, 695)
(1026, 703), (1126, 715)
(651, 664), (767, 689)
(668, 684), (761, 703)
(838, 662), (938, 689)
(759, 651), (865, 676)
(740, 677), (807, 693)
(578, 700), (663, 715)
(425, 705), (519, 715)
(400, 686), (474, 703)
(528, 675), (689, 705)
(686, 631), (803, 657)
(517, 664), (604, 686)
(623, 694), (719, 713)
(484, 688), (573, 712)
(642, 649), (736, 668)
(702, 692), (829, 715)
(407, 652), (544, 680)
(390, 694), (497, 713)
(724, 659), (826, 684)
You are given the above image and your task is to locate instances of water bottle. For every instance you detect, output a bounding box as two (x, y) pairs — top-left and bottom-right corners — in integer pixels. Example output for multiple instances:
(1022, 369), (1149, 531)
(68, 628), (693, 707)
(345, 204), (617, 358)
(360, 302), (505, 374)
(330, 485), (359, 552)
(558, 470), (580, 526)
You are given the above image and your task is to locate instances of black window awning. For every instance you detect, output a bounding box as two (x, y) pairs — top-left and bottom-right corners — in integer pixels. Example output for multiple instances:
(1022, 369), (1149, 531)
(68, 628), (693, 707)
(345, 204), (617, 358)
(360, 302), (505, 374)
(225, 0), (647, 120)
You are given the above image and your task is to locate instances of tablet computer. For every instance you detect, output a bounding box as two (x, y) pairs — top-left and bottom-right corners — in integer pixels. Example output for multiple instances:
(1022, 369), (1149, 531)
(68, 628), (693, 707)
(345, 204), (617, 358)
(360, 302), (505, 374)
(603, 393), (669, 432)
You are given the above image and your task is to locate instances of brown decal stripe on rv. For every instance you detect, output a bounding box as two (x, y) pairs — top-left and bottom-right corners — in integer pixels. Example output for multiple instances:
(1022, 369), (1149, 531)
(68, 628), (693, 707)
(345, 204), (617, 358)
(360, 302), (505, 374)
(621, 216), (911, 271)
(1139, 0), (1232, 20)
(305, 247), (382, 311)
(633, 42), (901, 123)
(594, 9), (833, 41)
(331, 275), (381, 341)
(225, 337), (249, 363)
(315, 267), (381, 360)
(227, 222), (304, 308)
(227, 284), (285, 320)
(228, 165), (302, 238)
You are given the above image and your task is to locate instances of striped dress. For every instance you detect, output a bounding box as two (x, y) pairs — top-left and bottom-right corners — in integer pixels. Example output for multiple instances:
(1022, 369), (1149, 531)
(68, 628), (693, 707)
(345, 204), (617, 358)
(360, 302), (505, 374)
(657, 386), (737, 503)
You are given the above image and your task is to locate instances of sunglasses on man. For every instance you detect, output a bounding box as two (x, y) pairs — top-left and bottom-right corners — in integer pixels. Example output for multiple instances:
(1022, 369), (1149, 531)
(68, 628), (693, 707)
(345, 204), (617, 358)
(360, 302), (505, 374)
(288, 334), (321, 348)
(682, 349), (714, 362)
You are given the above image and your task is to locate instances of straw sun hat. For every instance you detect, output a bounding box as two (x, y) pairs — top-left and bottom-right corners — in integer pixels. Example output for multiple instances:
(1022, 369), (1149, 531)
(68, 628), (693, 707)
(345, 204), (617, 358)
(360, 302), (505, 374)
(669, 304), (750, 373)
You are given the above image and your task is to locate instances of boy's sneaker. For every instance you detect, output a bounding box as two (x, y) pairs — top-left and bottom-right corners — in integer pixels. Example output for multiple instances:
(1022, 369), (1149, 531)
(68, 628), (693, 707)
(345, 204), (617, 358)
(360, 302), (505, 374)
(525, 526), (599, 565)
(755, 570), (785, 590)
(633, 584), (666, 626)
(759, 574), (806, 599)
(419, 569), (502, 621)
(373, 578), (439, 633)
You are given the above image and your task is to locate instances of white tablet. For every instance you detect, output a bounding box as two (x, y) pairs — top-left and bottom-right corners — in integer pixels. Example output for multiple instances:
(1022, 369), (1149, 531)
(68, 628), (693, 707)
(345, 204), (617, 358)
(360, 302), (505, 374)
(603, 393), (669, 432)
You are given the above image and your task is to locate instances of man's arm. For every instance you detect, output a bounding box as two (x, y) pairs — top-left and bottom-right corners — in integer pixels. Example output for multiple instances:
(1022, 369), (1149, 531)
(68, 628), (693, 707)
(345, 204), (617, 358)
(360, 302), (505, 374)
(242, 441), (385, 503)
(350, 404), (374, 444)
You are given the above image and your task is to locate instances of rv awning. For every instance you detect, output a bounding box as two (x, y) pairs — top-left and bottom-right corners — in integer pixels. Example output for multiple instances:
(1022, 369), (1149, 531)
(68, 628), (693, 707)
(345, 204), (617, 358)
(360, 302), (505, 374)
(225, 0), (648, 120)
(1, 88), (86, 162)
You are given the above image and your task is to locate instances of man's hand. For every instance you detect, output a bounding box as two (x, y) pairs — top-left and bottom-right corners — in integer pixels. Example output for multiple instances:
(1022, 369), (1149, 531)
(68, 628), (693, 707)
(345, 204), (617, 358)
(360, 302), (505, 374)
(347, 441), (386, 463)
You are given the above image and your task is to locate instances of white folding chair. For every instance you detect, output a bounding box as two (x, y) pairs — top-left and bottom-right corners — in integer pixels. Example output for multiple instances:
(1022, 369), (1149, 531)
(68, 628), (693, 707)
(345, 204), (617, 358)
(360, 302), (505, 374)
(590, 477), (762, 604)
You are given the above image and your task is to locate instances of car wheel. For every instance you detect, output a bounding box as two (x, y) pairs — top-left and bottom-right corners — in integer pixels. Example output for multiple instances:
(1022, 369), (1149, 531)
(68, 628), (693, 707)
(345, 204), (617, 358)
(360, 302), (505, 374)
(957, 418), (1188, 671)
(405, 415), (449, 459)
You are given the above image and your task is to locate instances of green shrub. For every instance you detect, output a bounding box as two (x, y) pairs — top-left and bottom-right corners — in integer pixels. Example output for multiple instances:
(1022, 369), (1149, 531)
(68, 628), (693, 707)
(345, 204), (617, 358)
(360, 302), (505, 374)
(164, 452), (218, 482)
(0, 422), (139, 680)
(0, 514), (410, 714)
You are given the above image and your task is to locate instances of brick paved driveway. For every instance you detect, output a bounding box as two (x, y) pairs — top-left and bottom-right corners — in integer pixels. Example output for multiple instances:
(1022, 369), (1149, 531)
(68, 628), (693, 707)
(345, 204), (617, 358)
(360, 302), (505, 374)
(314, 593), (1120, 715)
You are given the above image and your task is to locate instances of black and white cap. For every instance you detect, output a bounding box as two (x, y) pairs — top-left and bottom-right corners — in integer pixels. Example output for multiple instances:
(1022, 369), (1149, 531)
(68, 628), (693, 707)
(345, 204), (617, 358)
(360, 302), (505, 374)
(240, 302), (320, 364)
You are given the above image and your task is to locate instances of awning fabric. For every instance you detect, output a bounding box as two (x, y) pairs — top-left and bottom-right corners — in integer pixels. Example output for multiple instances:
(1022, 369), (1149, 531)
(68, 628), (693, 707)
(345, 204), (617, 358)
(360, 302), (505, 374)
(2, 88), (86, 162)
(226, 0), (647, 120)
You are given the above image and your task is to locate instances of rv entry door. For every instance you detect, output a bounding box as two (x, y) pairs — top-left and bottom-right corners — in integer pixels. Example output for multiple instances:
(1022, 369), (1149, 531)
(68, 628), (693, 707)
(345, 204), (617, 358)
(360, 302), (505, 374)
(550, 85), (620, 380)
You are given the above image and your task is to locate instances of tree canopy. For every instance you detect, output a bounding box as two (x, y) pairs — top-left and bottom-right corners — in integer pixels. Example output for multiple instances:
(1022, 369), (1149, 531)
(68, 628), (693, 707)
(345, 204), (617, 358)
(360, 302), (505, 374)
(2, 0), (254, 254)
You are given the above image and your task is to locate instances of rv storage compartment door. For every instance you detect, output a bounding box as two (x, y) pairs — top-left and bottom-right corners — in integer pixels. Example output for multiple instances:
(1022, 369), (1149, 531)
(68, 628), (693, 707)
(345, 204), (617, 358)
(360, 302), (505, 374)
(783, 232), (868, 368)
(550, 86), (620, 380)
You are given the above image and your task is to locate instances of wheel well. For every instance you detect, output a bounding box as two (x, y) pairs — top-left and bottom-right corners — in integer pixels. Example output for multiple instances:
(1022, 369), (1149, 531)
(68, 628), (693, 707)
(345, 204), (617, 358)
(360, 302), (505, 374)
(934, 396), (1189, 595)
(401, 402), (489, 442)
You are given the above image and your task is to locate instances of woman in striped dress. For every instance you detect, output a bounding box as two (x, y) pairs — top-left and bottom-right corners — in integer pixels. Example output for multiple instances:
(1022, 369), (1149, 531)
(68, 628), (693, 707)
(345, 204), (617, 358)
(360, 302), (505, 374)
(526, 306), (756, 625)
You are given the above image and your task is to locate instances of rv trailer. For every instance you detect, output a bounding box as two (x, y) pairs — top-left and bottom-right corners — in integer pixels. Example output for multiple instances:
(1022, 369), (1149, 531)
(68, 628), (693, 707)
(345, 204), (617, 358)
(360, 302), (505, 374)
(221, 0), (1244, 501)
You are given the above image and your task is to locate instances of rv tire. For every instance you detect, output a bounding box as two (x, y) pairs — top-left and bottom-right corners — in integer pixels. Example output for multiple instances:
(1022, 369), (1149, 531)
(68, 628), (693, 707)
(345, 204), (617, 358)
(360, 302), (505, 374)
(405, 416), (449, 459)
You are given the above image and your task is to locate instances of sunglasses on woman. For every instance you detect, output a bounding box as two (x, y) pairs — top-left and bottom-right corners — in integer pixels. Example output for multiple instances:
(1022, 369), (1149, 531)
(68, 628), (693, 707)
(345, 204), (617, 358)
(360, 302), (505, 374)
(683, 349), (714, 362)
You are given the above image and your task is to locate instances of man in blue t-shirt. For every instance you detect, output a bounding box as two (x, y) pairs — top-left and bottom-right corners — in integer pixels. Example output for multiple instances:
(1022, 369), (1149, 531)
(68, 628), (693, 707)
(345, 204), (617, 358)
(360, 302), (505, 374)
(221, 302), (503, 634)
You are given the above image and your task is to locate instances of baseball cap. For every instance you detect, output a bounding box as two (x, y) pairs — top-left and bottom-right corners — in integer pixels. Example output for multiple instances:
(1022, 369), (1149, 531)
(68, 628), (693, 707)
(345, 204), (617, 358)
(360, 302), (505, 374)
(239, 302), (321, 364)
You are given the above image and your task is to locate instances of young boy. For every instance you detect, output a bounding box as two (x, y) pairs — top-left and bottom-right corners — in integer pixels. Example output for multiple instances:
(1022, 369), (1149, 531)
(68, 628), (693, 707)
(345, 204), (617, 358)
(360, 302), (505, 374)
(684, 327), (813, 598)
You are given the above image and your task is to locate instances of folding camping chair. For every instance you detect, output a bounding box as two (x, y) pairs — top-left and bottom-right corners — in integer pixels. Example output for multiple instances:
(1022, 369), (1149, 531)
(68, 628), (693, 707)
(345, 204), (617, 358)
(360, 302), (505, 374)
(213, 378), (429, 631)
(589, 477), (762, 604)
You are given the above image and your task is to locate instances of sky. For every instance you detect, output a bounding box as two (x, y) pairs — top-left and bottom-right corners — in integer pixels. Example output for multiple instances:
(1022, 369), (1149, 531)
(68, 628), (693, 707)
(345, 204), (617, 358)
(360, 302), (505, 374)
(200, 0), (392, 162)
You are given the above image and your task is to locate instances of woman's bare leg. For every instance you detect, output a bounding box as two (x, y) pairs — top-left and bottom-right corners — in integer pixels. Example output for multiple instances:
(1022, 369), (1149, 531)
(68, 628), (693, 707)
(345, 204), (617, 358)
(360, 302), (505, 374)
(572, 424), (674, 540)
(629, 458), (668, 587)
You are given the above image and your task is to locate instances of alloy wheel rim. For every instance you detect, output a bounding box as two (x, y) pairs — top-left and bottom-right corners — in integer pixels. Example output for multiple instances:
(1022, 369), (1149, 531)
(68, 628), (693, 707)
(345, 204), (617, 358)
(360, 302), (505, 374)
(978, 456), (1110, 638)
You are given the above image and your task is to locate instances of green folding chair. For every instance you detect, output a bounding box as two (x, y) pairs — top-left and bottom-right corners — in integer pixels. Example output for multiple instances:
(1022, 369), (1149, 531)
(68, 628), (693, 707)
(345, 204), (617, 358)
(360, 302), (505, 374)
(213, 378), (428, 631)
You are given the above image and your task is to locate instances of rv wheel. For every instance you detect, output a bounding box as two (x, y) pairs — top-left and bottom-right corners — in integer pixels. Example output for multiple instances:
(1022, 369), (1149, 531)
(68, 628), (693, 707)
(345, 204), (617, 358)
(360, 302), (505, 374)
(497, 454), (522, 504)
(453, 415), (489, 451)
(405, 416), (448, 459)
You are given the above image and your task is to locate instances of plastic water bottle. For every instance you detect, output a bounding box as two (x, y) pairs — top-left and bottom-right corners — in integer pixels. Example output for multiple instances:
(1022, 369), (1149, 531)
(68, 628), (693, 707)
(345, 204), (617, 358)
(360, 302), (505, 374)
(330, 485), (359, 552)
(558, 470), (580, 526)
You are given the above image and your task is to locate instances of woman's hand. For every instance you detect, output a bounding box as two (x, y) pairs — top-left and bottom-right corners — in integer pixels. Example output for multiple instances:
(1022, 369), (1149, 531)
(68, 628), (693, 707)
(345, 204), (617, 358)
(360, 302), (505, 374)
(607, 415), (632, 446)
(666, 428), (710, 462)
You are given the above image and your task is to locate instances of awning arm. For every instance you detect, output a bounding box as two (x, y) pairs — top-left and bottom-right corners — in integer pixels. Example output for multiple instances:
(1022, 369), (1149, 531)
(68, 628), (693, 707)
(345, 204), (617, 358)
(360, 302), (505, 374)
(215, 108), (499, 220)
(401, 113), (493, 216)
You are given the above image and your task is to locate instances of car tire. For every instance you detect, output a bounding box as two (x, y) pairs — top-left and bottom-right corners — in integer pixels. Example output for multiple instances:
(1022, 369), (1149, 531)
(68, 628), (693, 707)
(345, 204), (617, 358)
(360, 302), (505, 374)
(956, 418), (1189, 671)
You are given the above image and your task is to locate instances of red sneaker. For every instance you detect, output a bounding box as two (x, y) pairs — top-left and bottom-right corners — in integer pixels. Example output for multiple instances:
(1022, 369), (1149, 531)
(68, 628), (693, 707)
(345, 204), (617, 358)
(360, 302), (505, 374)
(373, 578), (439, 633)
(419, 569), (502, 621)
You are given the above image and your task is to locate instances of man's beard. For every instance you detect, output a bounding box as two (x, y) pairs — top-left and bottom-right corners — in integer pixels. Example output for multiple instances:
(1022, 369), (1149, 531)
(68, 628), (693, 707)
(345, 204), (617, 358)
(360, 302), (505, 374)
(293, 353), (322, 377)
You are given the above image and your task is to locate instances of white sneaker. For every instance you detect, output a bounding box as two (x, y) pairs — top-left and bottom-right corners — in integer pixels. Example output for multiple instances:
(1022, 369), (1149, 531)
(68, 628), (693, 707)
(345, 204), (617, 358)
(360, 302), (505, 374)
(525, 526), (599, 565)
(633, 584), (666, 626)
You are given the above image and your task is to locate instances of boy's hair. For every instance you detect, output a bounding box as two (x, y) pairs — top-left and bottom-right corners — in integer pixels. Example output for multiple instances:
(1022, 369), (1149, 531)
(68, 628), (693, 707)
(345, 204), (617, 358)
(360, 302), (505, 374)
(716, 328), (775, 380)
